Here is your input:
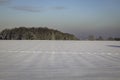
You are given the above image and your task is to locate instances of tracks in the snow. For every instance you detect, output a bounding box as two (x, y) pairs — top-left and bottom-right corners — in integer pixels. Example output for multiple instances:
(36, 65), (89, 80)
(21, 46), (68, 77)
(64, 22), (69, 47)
(0, 41), (120, 80)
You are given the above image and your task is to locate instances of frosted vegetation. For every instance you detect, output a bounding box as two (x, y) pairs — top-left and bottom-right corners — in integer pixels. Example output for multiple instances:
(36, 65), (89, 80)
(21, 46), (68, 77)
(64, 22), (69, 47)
(0, 27), (78, 40)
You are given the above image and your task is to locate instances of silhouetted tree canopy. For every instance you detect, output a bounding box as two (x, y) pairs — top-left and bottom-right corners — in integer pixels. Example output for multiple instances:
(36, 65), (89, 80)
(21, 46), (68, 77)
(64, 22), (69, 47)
(0, 27), (78, 40)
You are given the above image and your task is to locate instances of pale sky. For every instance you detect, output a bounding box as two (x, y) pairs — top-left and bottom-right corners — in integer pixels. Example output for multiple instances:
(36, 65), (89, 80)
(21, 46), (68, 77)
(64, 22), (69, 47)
(0, 0), (120, 39)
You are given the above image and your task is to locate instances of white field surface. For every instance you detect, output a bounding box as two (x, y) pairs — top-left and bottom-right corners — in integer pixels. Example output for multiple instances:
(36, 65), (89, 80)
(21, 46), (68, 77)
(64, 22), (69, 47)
(0, 40), (120, 80)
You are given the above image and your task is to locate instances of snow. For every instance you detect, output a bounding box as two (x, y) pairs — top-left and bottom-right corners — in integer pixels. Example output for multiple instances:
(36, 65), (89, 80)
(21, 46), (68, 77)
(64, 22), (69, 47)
(0, 40), (120, 80)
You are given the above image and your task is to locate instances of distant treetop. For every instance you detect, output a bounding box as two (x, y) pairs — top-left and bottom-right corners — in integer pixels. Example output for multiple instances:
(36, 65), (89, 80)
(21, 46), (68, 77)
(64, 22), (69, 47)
(0, 27), (78, 40)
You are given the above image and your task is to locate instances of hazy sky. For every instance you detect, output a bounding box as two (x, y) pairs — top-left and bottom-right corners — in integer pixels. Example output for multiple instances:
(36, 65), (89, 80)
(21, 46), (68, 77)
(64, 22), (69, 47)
(0, 0), (120, 39)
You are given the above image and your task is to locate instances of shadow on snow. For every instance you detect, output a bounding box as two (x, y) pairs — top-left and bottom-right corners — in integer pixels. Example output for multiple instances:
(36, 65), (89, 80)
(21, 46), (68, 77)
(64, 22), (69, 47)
(107, 45), (120, 48)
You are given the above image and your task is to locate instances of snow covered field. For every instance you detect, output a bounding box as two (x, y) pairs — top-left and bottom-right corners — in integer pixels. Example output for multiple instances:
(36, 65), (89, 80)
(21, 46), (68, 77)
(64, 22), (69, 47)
(0, 40), (120, 80)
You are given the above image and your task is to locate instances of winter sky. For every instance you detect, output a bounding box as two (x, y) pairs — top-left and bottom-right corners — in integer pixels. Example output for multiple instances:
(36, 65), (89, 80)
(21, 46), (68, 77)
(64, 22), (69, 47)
(0, 0), (120, 39)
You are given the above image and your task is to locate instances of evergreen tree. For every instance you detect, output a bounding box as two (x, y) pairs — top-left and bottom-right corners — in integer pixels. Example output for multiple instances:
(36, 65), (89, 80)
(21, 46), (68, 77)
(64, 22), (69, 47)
(0, 27), (78, 40)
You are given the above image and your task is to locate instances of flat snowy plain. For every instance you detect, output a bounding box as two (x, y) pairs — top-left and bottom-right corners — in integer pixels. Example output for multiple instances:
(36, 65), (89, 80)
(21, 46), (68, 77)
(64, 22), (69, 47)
(0, 40), (120, 80)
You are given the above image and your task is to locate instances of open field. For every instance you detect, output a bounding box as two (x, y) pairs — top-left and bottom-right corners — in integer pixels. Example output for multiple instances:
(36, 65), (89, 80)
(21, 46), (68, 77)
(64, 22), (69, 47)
(0, 41), (120, 80)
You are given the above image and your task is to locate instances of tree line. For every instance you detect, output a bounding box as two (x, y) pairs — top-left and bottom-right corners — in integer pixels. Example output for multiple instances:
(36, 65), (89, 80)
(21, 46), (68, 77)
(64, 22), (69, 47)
(0, 27), (78, 40)
(88, 35), (120, 41)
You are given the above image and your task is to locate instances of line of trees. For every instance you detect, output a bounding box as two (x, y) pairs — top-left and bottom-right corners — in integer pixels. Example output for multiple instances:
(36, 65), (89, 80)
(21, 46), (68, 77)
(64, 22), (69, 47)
(0, 27), (119, 41)
(88, 35), (120, 41)
(0, 27), (78, 40)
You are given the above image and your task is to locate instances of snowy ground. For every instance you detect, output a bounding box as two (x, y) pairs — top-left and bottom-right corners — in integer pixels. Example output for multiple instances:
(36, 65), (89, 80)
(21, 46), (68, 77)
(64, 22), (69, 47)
(0, 40), (120, 80)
